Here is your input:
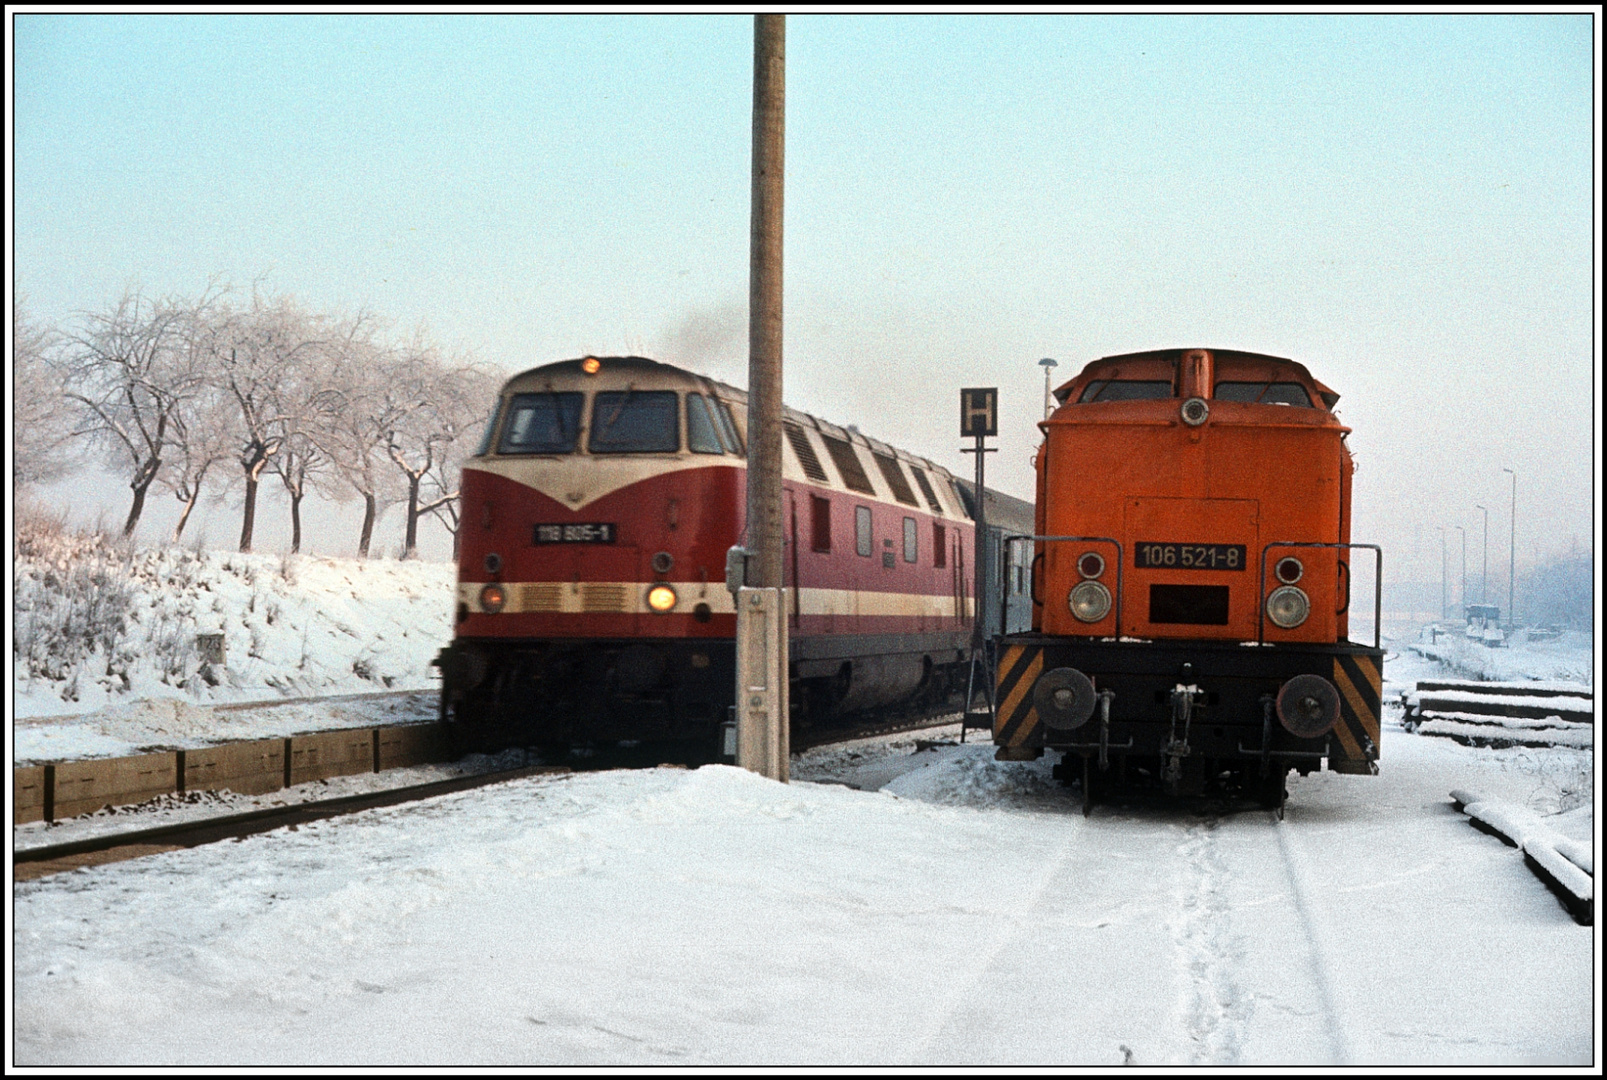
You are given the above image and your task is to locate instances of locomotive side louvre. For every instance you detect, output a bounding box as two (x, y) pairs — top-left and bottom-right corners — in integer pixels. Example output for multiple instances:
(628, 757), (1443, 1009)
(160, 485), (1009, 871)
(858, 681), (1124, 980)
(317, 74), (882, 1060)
(999, 347), (1382, 802)
(445, 355), (1026, 749)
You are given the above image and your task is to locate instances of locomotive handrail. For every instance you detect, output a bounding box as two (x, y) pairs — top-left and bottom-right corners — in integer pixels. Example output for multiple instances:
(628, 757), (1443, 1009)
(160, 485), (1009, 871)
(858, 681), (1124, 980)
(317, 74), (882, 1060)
(1257, 542), (1382, 649)
(1004, 534), (1125, 631)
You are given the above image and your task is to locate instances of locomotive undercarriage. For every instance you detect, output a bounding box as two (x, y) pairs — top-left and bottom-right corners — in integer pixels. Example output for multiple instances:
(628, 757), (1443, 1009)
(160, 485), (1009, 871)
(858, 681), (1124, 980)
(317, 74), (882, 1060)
(994, 636), (1383, 812)
(438, 635), (969, 758)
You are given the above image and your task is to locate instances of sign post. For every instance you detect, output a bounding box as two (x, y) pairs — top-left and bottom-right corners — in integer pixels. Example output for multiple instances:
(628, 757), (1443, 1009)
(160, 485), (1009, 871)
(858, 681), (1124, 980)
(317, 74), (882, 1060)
(959, 387), (998, 740)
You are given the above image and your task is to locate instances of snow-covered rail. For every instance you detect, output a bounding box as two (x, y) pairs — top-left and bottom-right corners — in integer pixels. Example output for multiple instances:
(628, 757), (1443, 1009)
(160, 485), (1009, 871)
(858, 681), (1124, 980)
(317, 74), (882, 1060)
(1400, 679), (1594, 750)
(14, 763), (570, 881)
(1451, 789), (1593, 925)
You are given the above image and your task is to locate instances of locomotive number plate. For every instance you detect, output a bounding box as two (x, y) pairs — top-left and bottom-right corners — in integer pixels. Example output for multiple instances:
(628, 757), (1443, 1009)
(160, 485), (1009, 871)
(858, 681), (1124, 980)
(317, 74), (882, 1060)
(1134, 542), (1245, 570)
(534, 523), (616, 544)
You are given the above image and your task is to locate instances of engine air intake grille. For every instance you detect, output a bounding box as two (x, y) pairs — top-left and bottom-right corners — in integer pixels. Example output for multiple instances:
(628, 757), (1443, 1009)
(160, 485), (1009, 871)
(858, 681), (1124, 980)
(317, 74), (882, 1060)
(784, 423), (830, 484)
(910, 467), (945, 515)
(820, 435), (876, 495)
(873, 452), (919, 506)
(521, 583), (563, 613)
(582, 584), (630, 613)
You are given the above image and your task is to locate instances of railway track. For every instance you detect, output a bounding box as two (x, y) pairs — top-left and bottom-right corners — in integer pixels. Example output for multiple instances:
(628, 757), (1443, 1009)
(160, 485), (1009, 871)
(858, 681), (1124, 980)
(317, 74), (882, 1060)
(1399, 678), (1594, 750)
(14, 762), (569, 881)
(14, 699), (969, 881)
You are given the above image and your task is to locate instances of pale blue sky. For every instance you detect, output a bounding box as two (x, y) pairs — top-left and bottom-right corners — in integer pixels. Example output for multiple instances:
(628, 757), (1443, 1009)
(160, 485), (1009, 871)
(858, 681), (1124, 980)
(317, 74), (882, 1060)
(10, 12), (1598, 591)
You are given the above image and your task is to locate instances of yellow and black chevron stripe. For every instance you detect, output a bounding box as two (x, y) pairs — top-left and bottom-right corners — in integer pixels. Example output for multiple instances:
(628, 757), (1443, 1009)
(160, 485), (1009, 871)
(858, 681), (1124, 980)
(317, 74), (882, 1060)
(994, 642), (1044, 749)
(1330, 652), (1382, 762)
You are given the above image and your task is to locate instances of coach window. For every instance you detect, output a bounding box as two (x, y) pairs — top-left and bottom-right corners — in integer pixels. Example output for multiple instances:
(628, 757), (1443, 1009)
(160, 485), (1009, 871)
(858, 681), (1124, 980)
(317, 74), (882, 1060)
(934, 523), (947, 568)
(686, 393), (724, 454)
(1213, 381), (1314, 407)
(589, 391), (680, 453)
(1079, 380), (1173, 402)
(855, 506), (873, 557)
(903, 517), (918, 563)
(498, 392), (585, 454)
(812, 495), (832, 552)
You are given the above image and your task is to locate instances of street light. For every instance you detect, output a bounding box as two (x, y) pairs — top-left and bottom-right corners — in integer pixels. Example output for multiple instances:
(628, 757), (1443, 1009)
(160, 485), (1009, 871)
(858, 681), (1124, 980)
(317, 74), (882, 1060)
(1502, 467), (1516, 631)
(1438, 525), (1448, 621)
(1039, 357), (1059, 421)
(1475, 504), (1489, 606)
(1456, 525), (1467, 618)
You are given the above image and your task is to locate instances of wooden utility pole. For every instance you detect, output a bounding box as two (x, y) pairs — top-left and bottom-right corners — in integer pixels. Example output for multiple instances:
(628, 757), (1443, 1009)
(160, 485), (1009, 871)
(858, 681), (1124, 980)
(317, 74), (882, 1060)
(735, 14), (788, 781)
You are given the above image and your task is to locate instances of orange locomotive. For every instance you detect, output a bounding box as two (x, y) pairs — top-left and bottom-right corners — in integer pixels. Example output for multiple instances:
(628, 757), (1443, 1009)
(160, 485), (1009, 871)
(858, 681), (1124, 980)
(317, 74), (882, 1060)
(993, 348), (1383, 809)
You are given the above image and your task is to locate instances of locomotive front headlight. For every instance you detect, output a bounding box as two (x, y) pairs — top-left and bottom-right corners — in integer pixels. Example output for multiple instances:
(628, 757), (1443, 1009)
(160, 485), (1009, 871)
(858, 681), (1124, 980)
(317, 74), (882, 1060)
(581, 356), (602, 375)
(1274, 556), (1304, 584)
(647, 584), (678, 613)
(479, 583), (507, 614)
(1077, 551), (1105, 579)
(1266, 585), (1310, 629)
(1068, 580), (1112, 623)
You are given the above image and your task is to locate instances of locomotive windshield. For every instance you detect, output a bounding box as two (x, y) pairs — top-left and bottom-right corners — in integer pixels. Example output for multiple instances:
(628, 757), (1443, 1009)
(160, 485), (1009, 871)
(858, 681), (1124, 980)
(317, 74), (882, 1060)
(1214, 381), (1314, 407)
(589, 390), (680, 454)
(1079, 380), (1173, 402)
(686, 393), (726, 454)
(497, 392), (585, 454)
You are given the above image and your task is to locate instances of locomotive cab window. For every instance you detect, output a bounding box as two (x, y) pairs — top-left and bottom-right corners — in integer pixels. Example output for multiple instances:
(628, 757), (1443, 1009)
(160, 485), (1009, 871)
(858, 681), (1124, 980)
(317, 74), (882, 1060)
(1213, 381), (1314, 408)
(498, 392), (585, 455)
(589, 391), (680, 454)
(1078, 380), (1173, 403)
(713, 399), (745, 456)
(686, 393), (725, 454)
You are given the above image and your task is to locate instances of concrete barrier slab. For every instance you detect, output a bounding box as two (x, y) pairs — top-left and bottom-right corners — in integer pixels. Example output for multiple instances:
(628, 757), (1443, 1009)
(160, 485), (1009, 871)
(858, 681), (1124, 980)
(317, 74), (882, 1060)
(377, 724), (447, 770)
(184, 738), (288, 796)
(14, 766), (48, 824)
(288, 729), (376, 786)
(53, 753), (178, 820)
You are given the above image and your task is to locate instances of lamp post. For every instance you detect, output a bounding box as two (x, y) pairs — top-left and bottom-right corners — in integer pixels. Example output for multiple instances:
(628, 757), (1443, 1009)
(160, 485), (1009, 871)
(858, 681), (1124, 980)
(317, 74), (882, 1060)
(1456, 525), (1467, 617)
(1438, 526), (1448, 621)
(1039, 357), (1058, 420)
(1475, 504), (1488, 606)
(1502, 467), (1516, 631)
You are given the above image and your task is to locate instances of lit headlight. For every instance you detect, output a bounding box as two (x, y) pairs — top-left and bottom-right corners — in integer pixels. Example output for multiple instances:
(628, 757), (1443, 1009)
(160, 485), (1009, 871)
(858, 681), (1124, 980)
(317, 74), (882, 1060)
(647, 584), (678, 613)
(479, 583), (506, 614)
(1266, 585), (1310, 629)
(1068, 580), (1112, 622)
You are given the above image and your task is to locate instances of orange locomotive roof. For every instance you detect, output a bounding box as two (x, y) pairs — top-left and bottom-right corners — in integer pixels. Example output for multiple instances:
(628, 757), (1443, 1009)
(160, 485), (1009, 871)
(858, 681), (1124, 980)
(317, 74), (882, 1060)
(1051, 347), (1340, 410)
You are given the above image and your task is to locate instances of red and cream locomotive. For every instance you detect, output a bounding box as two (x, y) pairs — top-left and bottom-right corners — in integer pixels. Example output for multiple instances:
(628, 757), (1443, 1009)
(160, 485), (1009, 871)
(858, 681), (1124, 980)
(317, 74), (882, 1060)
(440, 355), (1032, 754)
(994, 347), (1384, 809)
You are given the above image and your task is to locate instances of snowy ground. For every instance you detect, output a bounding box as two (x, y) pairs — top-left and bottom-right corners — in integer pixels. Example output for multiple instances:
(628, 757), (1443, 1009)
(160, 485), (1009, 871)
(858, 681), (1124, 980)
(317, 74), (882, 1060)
(9, 543), (1600, 1066)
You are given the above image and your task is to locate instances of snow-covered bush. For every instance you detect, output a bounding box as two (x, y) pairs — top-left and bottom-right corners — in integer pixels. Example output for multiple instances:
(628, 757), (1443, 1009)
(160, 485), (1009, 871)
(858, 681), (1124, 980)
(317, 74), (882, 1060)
(14, 517), (454, 714)
(14, 510), (138, 696)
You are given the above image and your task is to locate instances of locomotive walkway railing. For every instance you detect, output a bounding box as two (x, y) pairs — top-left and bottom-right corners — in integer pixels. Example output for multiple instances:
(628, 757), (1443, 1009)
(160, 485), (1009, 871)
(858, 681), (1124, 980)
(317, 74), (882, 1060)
(1256, 542), (1383, 649)
(1006, 534), (1126, 631)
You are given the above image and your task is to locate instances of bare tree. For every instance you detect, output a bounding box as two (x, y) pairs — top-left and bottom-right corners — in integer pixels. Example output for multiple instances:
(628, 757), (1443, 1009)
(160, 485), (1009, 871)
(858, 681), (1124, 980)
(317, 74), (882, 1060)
(425, 366), (500, 560)
(206, 293), (325, 552)
(60, 289), (211, 537)
(313, 320), (403, 557)
(12, 294), (79, 489)
(381, 341), (465, 560)
(159, 379), (236, 543)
